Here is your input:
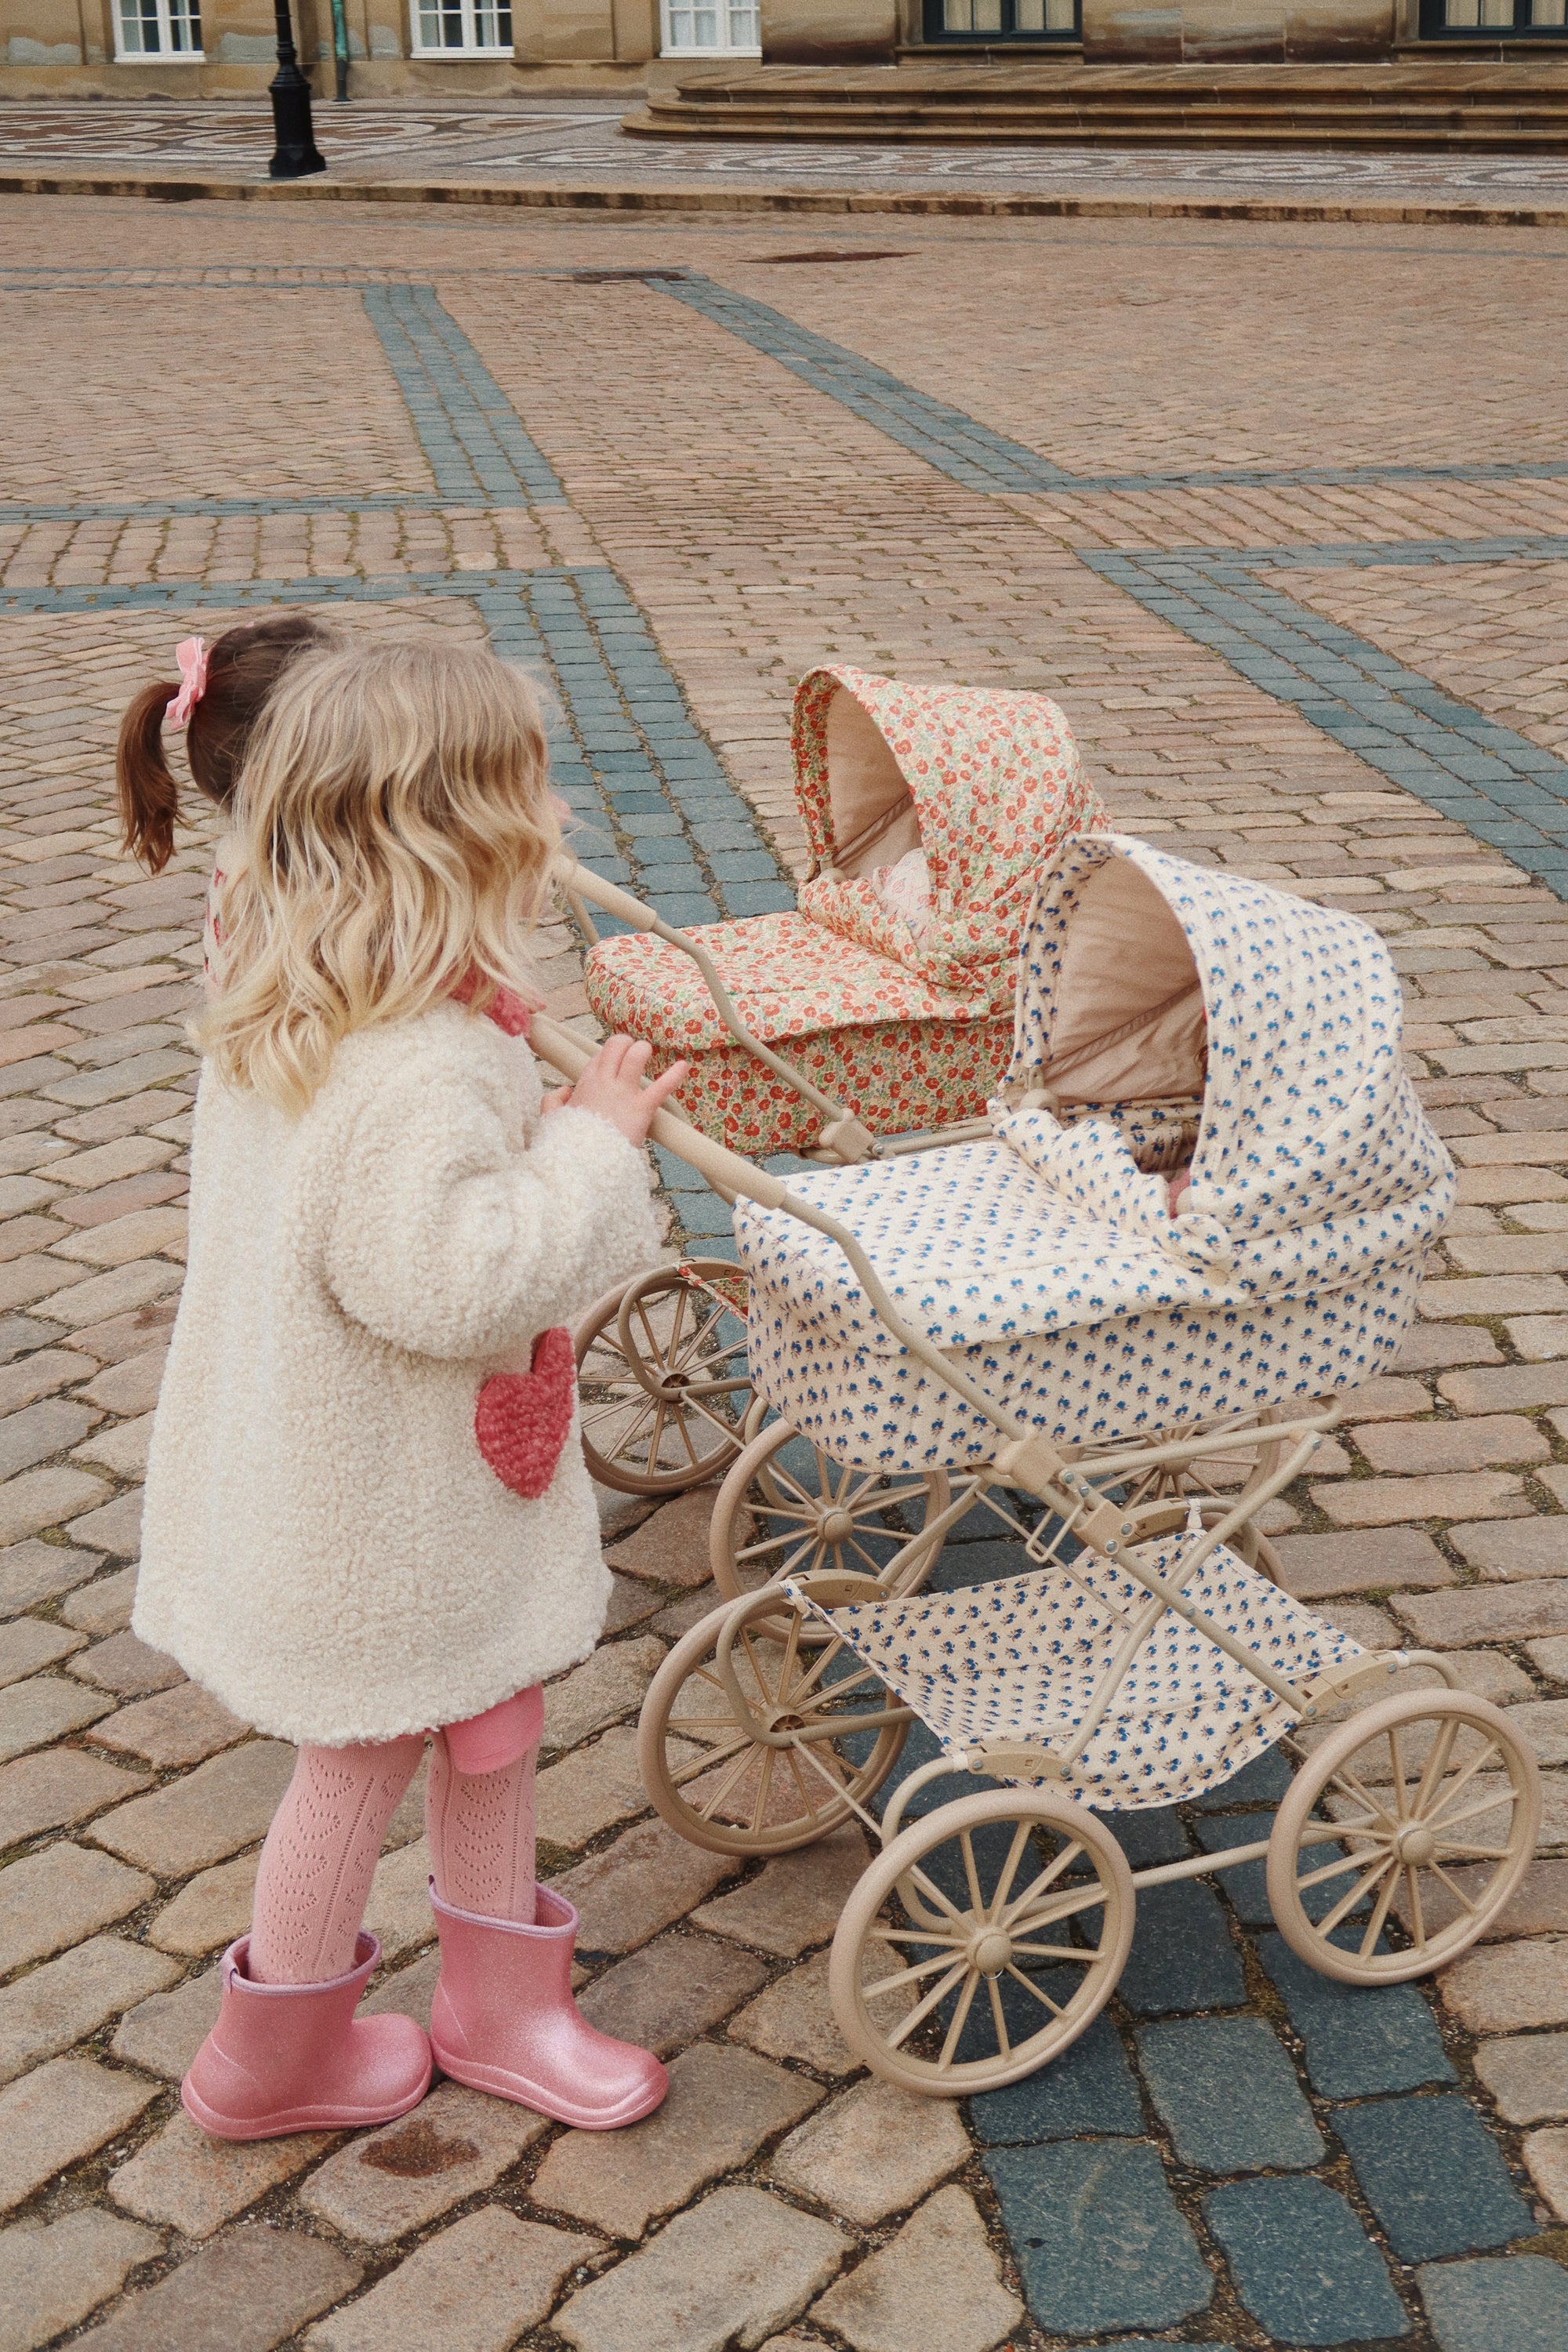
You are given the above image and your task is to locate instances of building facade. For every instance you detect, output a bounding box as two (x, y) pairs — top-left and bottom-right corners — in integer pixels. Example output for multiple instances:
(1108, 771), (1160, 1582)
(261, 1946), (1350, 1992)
(2, 0), (1563, 94)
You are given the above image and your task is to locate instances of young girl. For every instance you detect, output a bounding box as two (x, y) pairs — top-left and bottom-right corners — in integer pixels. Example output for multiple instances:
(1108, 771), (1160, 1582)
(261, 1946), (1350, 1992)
(128, 630), (686, 2142)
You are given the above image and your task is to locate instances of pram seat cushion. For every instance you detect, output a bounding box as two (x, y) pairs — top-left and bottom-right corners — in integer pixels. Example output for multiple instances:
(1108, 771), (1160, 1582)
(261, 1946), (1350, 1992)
(796, 1534), (1366, 1810)
(583, 666), (1104, 1155)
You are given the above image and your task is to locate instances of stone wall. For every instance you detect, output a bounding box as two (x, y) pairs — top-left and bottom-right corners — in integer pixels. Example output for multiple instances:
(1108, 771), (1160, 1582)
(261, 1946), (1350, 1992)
(1080, 0), (1402, 63)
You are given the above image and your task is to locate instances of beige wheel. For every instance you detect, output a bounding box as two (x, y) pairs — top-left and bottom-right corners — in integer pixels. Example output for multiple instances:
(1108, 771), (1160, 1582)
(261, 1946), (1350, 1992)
(1267, 1689), (1541, 1986)
(829, 1788), (1134, 2096)
(637, 1591), (909, 1857)
(574, 1260), (751, 1496)
(710, 1418), (950, 1609)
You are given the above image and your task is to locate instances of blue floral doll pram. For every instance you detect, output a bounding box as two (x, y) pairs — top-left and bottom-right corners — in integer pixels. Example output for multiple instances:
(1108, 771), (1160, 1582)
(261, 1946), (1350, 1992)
(579, 833), (1548, 2097)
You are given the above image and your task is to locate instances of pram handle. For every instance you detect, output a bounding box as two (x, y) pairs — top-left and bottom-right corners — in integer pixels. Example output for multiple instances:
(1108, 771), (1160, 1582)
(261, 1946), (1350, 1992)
(551, 859), (878, 1164)
(529, 1012), (793, 1214)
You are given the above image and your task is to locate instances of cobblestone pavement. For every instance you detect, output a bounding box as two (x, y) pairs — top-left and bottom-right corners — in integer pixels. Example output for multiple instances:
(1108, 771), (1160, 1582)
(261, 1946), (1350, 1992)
(2, 188), (1568, 2350)
(7, 100), (1568, 208)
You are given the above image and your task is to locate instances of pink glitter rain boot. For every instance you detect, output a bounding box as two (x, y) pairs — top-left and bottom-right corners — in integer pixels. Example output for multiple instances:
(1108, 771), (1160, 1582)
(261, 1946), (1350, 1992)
(182, 1932), (431, 2140)
(427, 1882), (666, 2130)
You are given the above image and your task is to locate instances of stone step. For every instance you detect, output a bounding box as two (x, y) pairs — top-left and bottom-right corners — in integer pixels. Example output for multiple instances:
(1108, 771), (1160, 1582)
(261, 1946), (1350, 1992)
(627, 59), (1568, 149)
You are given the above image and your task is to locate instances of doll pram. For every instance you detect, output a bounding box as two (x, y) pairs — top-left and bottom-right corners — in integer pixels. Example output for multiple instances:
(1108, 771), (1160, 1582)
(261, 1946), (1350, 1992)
(580, 666), (1104, 1160)
(604, 837), (1542, 2097)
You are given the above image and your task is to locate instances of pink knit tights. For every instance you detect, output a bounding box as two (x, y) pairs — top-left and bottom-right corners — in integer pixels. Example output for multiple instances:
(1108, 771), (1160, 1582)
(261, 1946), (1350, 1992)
(248, 1731), (538, 1986)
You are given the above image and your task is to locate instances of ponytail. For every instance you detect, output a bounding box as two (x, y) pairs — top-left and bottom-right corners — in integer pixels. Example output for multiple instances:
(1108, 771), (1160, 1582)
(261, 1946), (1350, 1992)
(114, 612), (346, 879)
(116, 681), (183, 876)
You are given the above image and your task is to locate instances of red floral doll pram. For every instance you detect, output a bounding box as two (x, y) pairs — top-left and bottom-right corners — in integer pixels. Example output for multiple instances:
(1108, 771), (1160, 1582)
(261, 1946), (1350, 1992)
(582, 666), (1104, 1159)
(561, 666), (1104, 1502)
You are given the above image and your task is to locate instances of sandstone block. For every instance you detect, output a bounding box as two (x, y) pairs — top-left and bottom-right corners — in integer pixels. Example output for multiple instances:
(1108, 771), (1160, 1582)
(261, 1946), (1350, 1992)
(72, 1415), (153, 1481)
(1338, 1377), (1435, 1421)
(47, 1137), (178, 1190)
(0, 1841), (153, 1975)
(111, 1965), (221, 2082)
(0, 1933), (178, 2085)
(69, 1628), (178, 1696)
(728, 1950), (875, 2077)
(1312, 1472), (1528, 1526)
(305, 2207), (599, 2352)
(145, 1850), (259, 1956)
(1528, 1635), (1568, 1679)
(64, 1487), (144, 1559)
(0, 1466), (109, 1548)
(0, 1748), (150, 1847)
(0, 1536), (100, 1615)
(554, 2184), (848, 2352)
(0, 1613), (85, 1684)
(1442, 1361), (1568, 1413)
(1451, 1519), (1568, 1581)
(1441, 1937), (1568, 2034)
(362, 1834), (435, 1965)
(1351, 1414), (1548, 1472)
(50, 1207), (187, 1269)
(539, 1722), (705, 1852)
(0, 1669), (114, 1761)
(1512, 1700), (1568, 1765)
(71, 2223), (358, 2352)
(1420, 1276), (1568, 1318)
(89, 1680), (246, 1768)
(0, 1398), (100, 1483)
(1523, 2123), (1568, 2222)
(1272, 1527), (1453, 1600)
(299, 2080), (546, 2247)
(1475, 2028), (1568, 2123)
(607, 1489), (722, 1589)
(110, 2110), (336, 2239)
(603, 1572), (663, 1635)
(1509, 1313), (1568, 1362)
(553, 1817), (740, 1955)
(576, 1930), (768, 2059)
(771, 2079), (971, 2227)
(63, 1565), (139, 1635)
(532, 2042), (822, 2240)
(360, 1947), (441, 2033)
(0, 2209), (161, 2352)
(89, 1740), (296, 1874)
(543, 1639), (664, 1755)
(0, 2056), (158, 2214)
(1396, 1580), (1568, 1648)
(1396, 1323), (1502, 1370)
(45, 1261), (182, 1333)
(811, 2186), (1022, 2352)
(692, 1825), (869, 1958)
(79, 1348), (168, 1418)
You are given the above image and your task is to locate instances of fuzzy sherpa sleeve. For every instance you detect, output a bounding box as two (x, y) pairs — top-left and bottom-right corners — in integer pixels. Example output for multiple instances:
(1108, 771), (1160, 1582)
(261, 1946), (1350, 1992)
(322, 1058), (661, 1362)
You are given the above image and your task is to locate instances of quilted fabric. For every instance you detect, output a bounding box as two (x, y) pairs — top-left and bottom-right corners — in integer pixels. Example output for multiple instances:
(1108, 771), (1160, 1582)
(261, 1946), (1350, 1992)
(792, 1533), (1365, 1809)
(791, 666), (1105, 1002)
(732, 837), (1451, 1468)
(583, 668), (1103, 1156)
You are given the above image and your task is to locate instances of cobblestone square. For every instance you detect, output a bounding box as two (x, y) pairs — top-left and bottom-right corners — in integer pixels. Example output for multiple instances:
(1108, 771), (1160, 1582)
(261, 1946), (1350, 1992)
(2, 172), (1567, 2350)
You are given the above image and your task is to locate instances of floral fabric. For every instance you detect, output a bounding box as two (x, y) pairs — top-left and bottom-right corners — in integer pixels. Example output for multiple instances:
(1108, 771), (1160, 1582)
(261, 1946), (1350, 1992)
(583, 667), (1102, 1155)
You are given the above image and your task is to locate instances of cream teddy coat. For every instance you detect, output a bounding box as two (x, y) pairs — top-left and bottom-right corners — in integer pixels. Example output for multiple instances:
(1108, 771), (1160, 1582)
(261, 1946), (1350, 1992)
(135, 1003), (662, 1748)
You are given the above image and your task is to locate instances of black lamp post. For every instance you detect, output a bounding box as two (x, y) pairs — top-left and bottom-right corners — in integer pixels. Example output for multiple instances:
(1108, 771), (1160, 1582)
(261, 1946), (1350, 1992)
(268, 0), (327, 180)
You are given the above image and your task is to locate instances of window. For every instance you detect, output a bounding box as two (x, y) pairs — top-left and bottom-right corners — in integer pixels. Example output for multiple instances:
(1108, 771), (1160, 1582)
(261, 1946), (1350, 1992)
(660, 3), (762, 56)
(410, 1), (514, 57)
(114, 0), (203, 57)
(924, 0), (1079, 39)
(1421, 0), (1566, 29)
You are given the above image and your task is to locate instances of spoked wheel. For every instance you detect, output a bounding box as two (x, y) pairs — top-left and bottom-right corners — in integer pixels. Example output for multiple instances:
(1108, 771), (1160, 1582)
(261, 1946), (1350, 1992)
(637, 1590), (909, 1857)
(1116, 1406), (1291, 1579)
(574, 1259), (752, 1496)
(829, 1788), (1134, 2096)
(1267, 1689), (1541, 1986)
(710, 1418), (951, 1610)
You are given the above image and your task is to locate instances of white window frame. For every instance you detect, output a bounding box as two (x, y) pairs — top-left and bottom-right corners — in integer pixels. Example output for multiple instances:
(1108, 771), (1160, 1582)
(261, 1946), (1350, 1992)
(659, 2), (763, 58)
(112, 0), (204, 61)
(408, 0), (515, 60)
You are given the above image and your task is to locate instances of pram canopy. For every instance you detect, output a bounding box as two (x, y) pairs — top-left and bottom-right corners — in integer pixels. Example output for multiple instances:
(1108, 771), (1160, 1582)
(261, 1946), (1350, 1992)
(731, 839), (1454, 1460)
(584, 667), (1102, 1156)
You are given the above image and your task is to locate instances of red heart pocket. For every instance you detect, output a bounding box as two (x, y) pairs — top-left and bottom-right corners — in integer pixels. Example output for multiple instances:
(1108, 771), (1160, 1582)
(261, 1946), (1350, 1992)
(474, 1326), (576, 1501)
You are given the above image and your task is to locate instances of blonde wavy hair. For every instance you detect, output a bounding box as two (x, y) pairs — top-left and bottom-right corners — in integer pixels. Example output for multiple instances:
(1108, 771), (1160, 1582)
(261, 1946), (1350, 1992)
(198, 633), (561, 1114)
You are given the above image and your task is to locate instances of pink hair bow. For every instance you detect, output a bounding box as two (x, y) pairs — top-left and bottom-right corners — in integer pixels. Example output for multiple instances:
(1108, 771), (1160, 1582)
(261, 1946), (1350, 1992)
(165, 637), (209, 731)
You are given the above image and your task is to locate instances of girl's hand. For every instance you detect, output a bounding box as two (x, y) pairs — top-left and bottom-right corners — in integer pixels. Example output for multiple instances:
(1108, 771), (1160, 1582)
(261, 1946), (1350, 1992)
(548, 1036), (688, 1145)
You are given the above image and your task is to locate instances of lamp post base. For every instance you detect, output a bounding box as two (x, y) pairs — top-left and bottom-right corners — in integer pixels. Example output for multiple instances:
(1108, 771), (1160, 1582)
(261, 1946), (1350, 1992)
(268, 67), (327, 179)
